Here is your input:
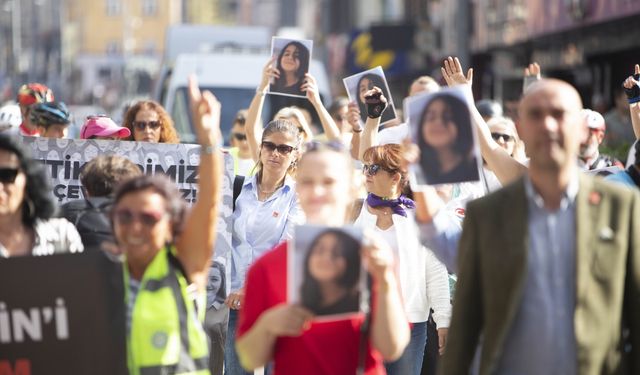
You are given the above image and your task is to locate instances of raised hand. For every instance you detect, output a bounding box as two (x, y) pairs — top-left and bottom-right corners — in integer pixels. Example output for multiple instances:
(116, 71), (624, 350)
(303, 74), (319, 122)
(188, 74), (221, 147)
(259, 58), (280, 94)
(347, 101), (362, 129)
(441, 56), (473, 87)
(524, 62), (541, 79)
(363, 87), (388, 119)
(361, 231), (395, 282)
(623, 64), (640, 103)
(302, 73), (321, 105)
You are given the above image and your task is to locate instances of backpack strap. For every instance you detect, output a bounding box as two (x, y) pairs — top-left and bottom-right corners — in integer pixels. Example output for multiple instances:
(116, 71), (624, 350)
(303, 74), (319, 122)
(233, 175), (245, 212)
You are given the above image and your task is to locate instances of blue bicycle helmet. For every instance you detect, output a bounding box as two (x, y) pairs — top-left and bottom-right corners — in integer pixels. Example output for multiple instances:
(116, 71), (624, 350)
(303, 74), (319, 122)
(29, 102), (71, 127)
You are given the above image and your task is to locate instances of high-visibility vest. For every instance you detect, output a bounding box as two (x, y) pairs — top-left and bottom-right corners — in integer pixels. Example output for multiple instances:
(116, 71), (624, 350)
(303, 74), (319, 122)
(124, 246), (210, 375)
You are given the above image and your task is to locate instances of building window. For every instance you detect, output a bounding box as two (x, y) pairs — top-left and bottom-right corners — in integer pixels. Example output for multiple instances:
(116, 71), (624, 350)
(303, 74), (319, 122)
(106, 41), (120, 55)
(142, 0), (158, 16)
(106, 0), (121, 16)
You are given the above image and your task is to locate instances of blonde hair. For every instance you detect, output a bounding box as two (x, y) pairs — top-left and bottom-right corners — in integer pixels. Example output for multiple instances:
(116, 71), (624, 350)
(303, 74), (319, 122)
(487, 116), (526, 162)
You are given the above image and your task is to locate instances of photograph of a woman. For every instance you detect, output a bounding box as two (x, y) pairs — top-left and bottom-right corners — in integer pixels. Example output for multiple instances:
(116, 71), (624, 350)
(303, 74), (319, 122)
(343, 67), (397, 126)
(408, 87), (480, 185)
(292, 226), (363, 318)
(269, 38), (312, 98)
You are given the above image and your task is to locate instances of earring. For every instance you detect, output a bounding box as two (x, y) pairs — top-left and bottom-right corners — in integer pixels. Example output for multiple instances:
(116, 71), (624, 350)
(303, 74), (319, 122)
(24, 197), (36, 220)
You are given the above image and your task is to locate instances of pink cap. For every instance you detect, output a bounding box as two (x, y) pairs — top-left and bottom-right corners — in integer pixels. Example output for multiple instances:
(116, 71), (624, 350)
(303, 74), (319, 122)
(80, 116), (131, 139)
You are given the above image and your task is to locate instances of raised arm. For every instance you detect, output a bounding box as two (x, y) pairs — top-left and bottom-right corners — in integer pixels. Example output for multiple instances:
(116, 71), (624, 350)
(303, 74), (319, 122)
(348, 101), (363, 159)
(302, 73), (341, 141)
(623, 63), (640, 139)
(177, 75), (223, 289)
(441, 56), (527, 185)
(246, 59), (279, 162)
(357, 87), (387, 161)
(523, 62), (541, 93)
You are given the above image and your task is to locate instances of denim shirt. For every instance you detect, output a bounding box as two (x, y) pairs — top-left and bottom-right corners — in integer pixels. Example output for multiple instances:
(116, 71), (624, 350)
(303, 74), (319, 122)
(230, 174), (301, 291)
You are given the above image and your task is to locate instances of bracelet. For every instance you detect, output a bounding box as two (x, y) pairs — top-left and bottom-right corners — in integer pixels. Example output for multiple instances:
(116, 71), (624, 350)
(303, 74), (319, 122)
(352, 127), (363, 133)
(200, 144), (217, 154)
(256, 88), (266, 97)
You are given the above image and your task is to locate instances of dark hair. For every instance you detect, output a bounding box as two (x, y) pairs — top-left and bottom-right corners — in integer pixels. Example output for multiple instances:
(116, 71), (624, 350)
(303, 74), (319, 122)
(273, 41), (310, 92)
(300, 229), (361, 312)
(0, 134), (56, 227)
(80, 155), (142, 197)
(112, 174), (187, 238)
(123, 100), (180, 144)
(233, 109), (248, 127)
(356, 73), (393, 124)
(418, 93), (474, 179)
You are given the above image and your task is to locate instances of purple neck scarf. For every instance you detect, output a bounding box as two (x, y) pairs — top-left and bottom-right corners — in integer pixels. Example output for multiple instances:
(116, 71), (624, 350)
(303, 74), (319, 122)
(366, 193), (415, 217)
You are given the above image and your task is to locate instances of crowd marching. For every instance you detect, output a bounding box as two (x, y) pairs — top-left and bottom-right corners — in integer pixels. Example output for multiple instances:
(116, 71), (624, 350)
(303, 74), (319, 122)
(1, 51), (639, 375)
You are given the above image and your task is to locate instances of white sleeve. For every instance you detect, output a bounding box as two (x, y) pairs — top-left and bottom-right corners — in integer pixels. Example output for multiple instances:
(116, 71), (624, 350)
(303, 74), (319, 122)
(424, 246), (451, 328)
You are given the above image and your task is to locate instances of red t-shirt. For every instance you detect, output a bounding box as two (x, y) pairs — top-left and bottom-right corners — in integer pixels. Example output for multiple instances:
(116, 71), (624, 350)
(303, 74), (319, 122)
(237, 242), (386, 375)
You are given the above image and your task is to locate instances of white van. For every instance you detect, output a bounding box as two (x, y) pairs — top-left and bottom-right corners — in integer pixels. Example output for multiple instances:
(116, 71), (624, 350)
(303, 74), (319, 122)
(162, 52), (332, 144)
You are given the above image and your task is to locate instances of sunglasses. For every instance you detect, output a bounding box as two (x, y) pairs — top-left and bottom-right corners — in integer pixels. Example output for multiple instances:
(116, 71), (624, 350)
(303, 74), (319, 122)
(362, 164), (394, 177)
(490, 132), (514, 143)
(0, 168), (19, 184)
(232, 133), (247, 141)
(133, 121), (161, 131)
(261, 141), (296, 155)
(113, 209), (167, 227)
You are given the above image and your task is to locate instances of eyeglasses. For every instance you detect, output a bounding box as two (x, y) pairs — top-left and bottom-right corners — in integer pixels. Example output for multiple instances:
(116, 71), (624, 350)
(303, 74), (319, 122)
(490, 132), (514, 143)
(133, 121), (161, 131)
(232, 133), (247, 141)
(0, 168), (19, 184)
(261, 141), (296, 155)
(113, 209), (167, 227)
(362, 164), (394, 177)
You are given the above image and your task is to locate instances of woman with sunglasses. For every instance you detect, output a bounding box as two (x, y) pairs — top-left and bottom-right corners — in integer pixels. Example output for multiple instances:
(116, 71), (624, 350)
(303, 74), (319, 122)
(482, 116), (526, 191)
(355, 144), (450, 375)
(224, 118), (304, 375)
(110, 77), (221, 375)
(235, 142), (409, 374)
(0, 133), (84, 257)
(123, 100), (180, 143)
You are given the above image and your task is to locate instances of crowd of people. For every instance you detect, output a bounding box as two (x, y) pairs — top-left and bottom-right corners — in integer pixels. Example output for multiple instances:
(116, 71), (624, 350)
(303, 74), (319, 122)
(1, 52), (639, 375)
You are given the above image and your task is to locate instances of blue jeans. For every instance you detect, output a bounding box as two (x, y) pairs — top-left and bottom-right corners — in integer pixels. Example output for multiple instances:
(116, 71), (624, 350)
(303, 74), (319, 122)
(385, 321), (428, 375)
(224, 309), (251, 375)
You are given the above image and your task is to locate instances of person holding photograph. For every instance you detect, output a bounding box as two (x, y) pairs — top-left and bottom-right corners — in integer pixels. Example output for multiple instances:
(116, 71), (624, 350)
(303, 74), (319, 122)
(235, 142), (409, 374)
(271, 41), (310, 97)
(417, 92), (479, 185)
(300, 228), (361, 316)
(356, 73), (395, 125)
(354, 144), (451, 375)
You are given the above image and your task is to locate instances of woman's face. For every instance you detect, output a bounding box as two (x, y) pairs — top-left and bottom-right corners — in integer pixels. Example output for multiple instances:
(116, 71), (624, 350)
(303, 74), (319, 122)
(296, 151), (354, 225)
(363, 161), (398, 197)
(280, 44), (301, 74)
(489, 122), (516, 157)
(133, 108), (162, 143)
(422, 99), (458, 150)
(112, 189), (171, 265)
(0, 149), (26, 217)
(260, 131), (297, 178)
(358, 77), (372, 104)
(308, 233), (347, 283)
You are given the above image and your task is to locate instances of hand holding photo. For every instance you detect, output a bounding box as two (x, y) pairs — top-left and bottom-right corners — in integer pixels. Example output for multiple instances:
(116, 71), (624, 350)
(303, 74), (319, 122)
(268, 37), (313, 98)
(406, 86), (481, 186)
(289, 225), (365, 320)
(343, 67), (397, 126)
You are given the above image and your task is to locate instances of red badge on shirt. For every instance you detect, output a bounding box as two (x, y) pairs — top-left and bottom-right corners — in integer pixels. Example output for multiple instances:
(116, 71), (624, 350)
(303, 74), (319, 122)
(272, 211), (279, 218)
(589, 191), (601, 205)
(454, 207), (465, 218)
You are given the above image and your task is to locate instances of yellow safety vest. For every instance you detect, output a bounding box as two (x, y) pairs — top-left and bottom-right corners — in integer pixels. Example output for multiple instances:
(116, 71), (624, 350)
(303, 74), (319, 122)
(124, 246), (210, 375)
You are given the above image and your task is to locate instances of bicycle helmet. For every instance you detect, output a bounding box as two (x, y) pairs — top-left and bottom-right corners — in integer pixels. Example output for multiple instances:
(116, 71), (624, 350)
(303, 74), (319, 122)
(29, 102), (71, 127)
(17, 83), (54, 106)
(0, 104), (22, 130)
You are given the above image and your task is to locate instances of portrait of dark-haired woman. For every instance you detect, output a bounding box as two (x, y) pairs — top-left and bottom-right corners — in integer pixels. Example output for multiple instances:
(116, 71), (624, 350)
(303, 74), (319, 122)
(300, 229), (361, 316)
(417, 93), (479, 185)
(271, 41), (310, 97)
(356, 73), (396, 125)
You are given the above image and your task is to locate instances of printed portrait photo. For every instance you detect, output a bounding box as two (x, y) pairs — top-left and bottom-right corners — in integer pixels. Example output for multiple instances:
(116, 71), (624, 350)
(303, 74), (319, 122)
(268, 37), (313, 98)
(343, 66), (397, 126)
(289, 225), (365, 320)
(406, 86), (481, 186)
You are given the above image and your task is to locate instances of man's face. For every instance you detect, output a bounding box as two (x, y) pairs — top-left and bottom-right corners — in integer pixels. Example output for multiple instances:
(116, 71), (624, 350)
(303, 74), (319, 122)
(517, 81), (584, 171)
(578, 127), (604, 159)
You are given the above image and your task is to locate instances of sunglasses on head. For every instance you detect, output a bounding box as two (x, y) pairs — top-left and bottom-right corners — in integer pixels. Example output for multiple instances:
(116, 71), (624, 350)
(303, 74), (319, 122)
(0, 168), (19, 184)
(490, 132), (514, 142)
(113, 209), (167, 227)
(261, 141), (296, 155)
(362, 164), (394, 177)
(232, 133), (247, 141)
(133, 121), (161, 131)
